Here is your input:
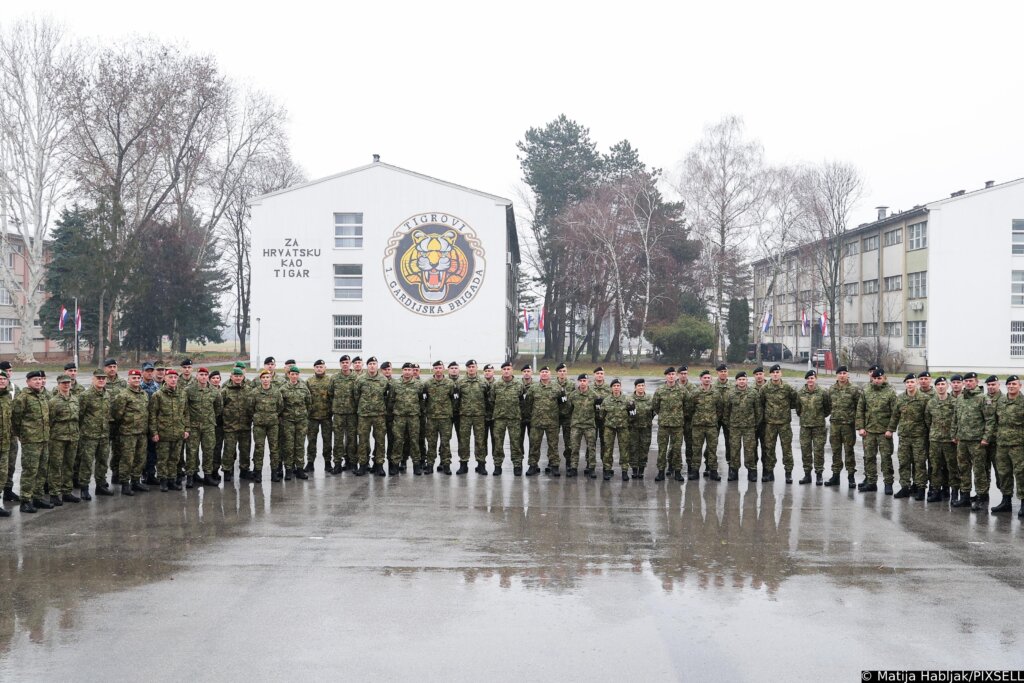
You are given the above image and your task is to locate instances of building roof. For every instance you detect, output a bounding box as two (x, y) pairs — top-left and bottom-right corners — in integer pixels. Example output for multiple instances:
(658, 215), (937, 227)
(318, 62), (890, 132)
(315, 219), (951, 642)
(926, 176), (1024, 208)
(251, 159), (513, 206)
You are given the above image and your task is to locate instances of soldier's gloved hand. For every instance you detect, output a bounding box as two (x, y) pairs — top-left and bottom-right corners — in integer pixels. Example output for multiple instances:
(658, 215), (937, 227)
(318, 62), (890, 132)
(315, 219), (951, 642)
(421, 391), (428, 402)
(559, 393), (567, 403)
(453, 391), (460, 401)
(594, 396), (603, 406)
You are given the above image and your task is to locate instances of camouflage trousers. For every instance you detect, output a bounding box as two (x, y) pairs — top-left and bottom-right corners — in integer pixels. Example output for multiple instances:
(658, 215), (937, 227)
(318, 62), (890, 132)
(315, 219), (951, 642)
(729, 426), (757, 471)
(595, 419), (606, 468)
(186, 425), (217, 475)
(602, 426), (629, 471)
(764, 423), (793, 472)
(223, 429), (252, 474)
(996, 443), (1023, 499)
(458, 414), (487, 465)
(18, 442), (46, 501)
(77, 438), (109, 485)
(109, 427), (122, 480)
(559, 418), (571, 463)
(4, 436), (17, 492)
(630, 426), (653, 469)
(529, 423), (559, 467)
(929, 440), (959, 491)
(897, 433), (927, 489)
(47, 439), (78, 496)
(251, 424), (279, 473)
(119, 434), (147, 484)
(0, 437), (7, 492)
(657, 425), (683, 472)
(956, 441), (987, 495)
(357, 415), (386, 466)
(332, 413), (357, 467)
(214, 424), (224, 471)
(492, 418), (522, 466)
(568, 426), (596, 469)
(281, 420), (307, 470)
(307, 417), (333, 465)
(862, 432), (895, 485)
(755, 421), (767, 466)
(425, 417), (453, 467)
(829, 423), (857, 476)
(719, 419), (731, 470)
(799, 425), (828, 474)
(693, 425), (719, 473)
(392, 415), (420, 466)
(156, 439), (185, 480)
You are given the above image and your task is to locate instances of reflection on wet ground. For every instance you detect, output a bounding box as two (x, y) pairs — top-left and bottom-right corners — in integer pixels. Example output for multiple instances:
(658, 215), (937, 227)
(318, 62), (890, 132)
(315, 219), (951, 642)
(2, 438), (1023, 679)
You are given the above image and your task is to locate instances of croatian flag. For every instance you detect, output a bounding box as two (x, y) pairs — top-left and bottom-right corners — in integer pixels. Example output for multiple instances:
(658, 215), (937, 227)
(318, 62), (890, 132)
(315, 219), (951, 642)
(75, 306), (82, 332)
(58, 305), (68, 331)
(820, 311), (829, 337)
(801, 309), (810, 336)
(522, 308), (535, 332)
(538, 306), (545, 332)
(761, 309), (773, 333)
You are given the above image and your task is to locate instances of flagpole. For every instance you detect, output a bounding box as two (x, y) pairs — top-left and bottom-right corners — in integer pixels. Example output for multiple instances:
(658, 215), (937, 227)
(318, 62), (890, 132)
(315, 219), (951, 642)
(73, 297), (79, 369)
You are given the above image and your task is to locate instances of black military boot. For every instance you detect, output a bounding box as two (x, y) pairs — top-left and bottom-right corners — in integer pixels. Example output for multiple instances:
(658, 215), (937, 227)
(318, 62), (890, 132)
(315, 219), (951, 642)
(475, 463), (487, 475)
(799, 471), (812, 485)
(492, 466), (502, 476)
(824, 473), (839, 487)
(79, 486), (92, 501)
(206, 471), (221, 485)
(688, 467), (699, 480)
(894, 487), (911, 499)
(952, 490), (971, 507)
(848, 474), (856, 487)
(332, 463), (344, 475)
(674, 469), (685, 482)
(525, 465), (540, 476)
(602, 469), (612, 481)
(186, 474), (196, 488)
(456, 462), (469, 475)
(354, 463), (367, 477)
(639, 467), (645, 478)
(860, 482), (878, 492)
(1018, 501), (1024, 518)
(440, 463), (452, 475)
(3, 486), (20, 502)
(375, 464), (386, 477)
(762, 471), (772, 482)
(121, 483), (134, 497)
(655, 469), (666, 482)
(62, 492), (81, 503)
(284, 468), (293, 481)
(785, 471), (793, 484)
(815, 473), (823, 486)
(971, 493), (989, 512)
(884, 484), (893, 495)
(385, 463), (397, 476)
(583, 467), (593, 478)
(708, 470), (721, 481)
(160, 479), (169, 492)
(927, 488), (942, 503)
(20, 501), (37, 513)
(549, 466), (561, 478)
(991, 495), (1012, 513)
(413, 462), (423, 475)
(304, 461), (315, 473)
(727, 468), (738, 482)
(249, 471), (260, 485)
(748, 469), (758, 482)
(33, 497), (54, 509)
(914, 488), (925, 501)
(295, 467), (310, 480)
(513, 466), (522, 476)
(0, 503), (9, 517)
(621, 469), (630, 482)
(132, 480), (149, 493)
(565, 467), (577, 478)
(223, 471), (233, 483)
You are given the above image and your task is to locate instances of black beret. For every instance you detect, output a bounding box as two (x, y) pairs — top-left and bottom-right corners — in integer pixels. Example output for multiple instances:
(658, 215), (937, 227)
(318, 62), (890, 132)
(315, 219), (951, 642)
(0, 361), (10, 370)
(576, 373), (588, 380)
(284, 359), (296, 366)
(964, 372), (977, 380)
(918, 371), (931, 378)
(769, 364), (781, 372)
(104, 358), (118, 367)
(521, 365), (531, 372)
(985, 375), (1000, 384)
(263, 356), (275, 365)
(209, 370), (220, 378)
(380, 361), (391, 369)
(483, 364), (493, 370)
(610, 378), (621, 386)
(401, 362), (412, 369)
(935, 376), (947, 384)
(63, 362), (77, 370)
(735, 371), (747, 379)
(555, 363), (566, 371)
(412, 363), (420, 369)
(699, 370), (711, 377)
(181, 358), (193, 366)
(678, 365), (688, 372)
(904, 373), (917, 382)
(663, 367), (675, 375)
(339, 354), (351, 362)
(716, 363), (727, 372)
(753, 366), (764, 373)
(869, 364), (879, 372)
(539, 366), (549, 372)
(634, 378), (645, 386)
(870, 369), (884, 378)
(466, 359), (477, 367)
(593, 366), (604, 373)
(352, 356), (362, 362)
(314, 359), (325, 366)
(836, 365), (848, 373)
(26, 369), (45, 379)
(432, 360), (444, 367)
(367, 356), (378, 364)
(447, 361), (458, 368)
(805, 370), (816, 379)
(501, 361), (512, 369)
(950, 374), (963, 381)
(1007, 375), (1020, 383)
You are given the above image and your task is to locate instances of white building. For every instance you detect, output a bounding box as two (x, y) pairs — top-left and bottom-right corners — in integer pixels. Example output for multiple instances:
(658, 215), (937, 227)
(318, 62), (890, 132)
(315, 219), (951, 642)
(752, 177), (1024, 374)
(249, 158), (520, 367)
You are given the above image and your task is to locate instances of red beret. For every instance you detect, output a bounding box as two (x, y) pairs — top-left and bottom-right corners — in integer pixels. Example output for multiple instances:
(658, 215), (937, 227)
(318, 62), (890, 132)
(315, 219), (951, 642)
(165, 369), (178, 376)
(128, 369), (142, 377)
(198, 367), (209, 374)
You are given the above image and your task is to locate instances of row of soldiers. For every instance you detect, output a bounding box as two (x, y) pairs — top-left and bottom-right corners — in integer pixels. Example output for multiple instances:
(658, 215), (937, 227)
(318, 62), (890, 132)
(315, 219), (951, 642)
(0, 355), (1021, 519)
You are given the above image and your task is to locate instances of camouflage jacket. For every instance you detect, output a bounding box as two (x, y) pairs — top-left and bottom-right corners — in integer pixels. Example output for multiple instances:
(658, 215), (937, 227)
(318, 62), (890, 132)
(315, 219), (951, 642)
(725, 387), (762, 429)
(888, 391), (929, 437)
(982, 391), (1003, 444)
(77, 387), (111, 441)
(186, 382), (223, 430)
(796, 386), (831, 428)
(105, 375), (129, 396)
(952, 388), (990, 441)
(591, 382), (612, 422)
(491, 378), (523, 421)
(148, 385), (190, 439)
(600, 394), (632, 429)
(423, 377), (455, 419)
(355, 373), (389, 417)
(985, 393), (1024, 445)
(0, 388), (10, 454)
(761, 381), (798, 425)
(112, 385), (149, 436)
(12, 386), (50, 444)
(827, 382), (862, 425)
(456, 375), (489, 418)
(281, 380), (312, 422)
(305, 374), (333, 420)
(569, 388), (600, 429)
(925, 393), (956, 442)
(713, 379), (731, 418)
(392, 378), (423, 417)
(631, 393), (654, 429)
(652, 384), (687, 428)
(556, 378), (575, 420)
(329, 372), (358, 415)
(525, 380), (565, 427)
(220, 383), (253, 431)
(689, 386), (723, 428)
(49, 391), (81, 441)
(856, 382), (897, 434)
(250, 385), (283, 427)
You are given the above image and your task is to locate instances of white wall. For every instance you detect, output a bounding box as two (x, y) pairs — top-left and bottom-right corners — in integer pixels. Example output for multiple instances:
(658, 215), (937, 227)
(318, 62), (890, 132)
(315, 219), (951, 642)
(249, 164), (512, 367)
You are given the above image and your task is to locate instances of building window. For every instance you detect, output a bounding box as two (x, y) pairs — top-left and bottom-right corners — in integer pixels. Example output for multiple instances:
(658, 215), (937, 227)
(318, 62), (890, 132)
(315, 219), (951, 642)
(786, 324), (795, 337)
(843, 323), (859, 336)
(907, 271), (927, 299)
(843, 241), (860, 257)
(907, 321), (926, 348)
(334, 213), (364, 248)
(333, 264), (363, 299)
(863, 235), (879, 252)
(844, 282), (859, 296)
(908, 222), (927, 250)
(862, 322), (879, 336)
(0, 318), (15, 343)
(863, 279), (879, 294)
(1013, 220), (1024, 256)
(333, 315), (362, 350)
(1013, 271), (1024, 306)
(1012, 321), (1024, 357)
(884, 322), (902, 337)
(884, 275), (902, 292)
(0, 287), (11, 306)
(883, 228), (902, 247)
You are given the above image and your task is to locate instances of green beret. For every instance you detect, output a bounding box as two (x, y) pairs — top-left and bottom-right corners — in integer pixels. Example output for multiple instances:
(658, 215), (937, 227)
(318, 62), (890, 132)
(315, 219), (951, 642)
(57, 373), (72, 383)
(231, 368), (245, 376)
(288, 365), (300, 374)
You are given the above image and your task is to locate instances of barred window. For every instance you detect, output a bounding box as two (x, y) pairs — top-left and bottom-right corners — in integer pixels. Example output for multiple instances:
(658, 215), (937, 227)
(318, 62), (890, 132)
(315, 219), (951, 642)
(0, 317), (15, 343)
(333, 315), (362, 351)
(844, 282), (859, 296)
(1013, 271), (1024, 306)
(863, 279), (879, 294)
(1013, 220), (1024, 256)
(334, 264), (363, 299)
(862, 322), (879, 336)
(334, 213), (364, 249)
(908, 222), (927, 250)
(0, 287), (12, 306)
(883, 228), (902, 247)
(908, 271), (927, 299)
(1012, 321), (1024, 357)
(884, 322), (902, 337)
(884, 275), (902, 292)
(907, 321), (926, 348)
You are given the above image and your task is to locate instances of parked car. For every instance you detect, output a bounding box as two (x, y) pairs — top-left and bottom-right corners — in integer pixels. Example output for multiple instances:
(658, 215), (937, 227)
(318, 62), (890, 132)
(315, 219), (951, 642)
(746, 343), (793, 362)
(812, 348), (827, 365)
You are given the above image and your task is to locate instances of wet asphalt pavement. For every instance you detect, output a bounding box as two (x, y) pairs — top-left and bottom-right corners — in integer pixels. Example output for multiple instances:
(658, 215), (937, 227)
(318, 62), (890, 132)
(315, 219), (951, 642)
(2, 418), (1023, 681)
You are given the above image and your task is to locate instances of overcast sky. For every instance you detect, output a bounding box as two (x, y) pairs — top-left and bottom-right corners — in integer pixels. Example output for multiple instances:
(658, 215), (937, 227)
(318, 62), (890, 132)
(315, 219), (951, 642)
(9, 1), (1024, 227)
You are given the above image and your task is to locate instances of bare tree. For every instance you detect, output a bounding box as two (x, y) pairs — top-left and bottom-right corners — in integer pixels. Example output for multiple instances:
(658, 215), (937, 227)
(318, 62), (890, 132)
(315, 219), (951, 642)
(680, 116), (768, 363)
(0, 18), (75, 362)
(797, 161), (864, 363)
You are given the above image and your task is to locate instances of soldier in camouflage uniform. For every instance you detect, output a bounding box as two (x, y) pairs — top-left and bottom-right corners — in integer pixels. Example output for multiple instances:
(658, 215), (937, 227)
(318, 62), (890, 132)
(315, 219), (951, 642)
(279, 366), (311, 481)
(329, 355), (358, 473)
(555, 363), (574, 470)
(796, 370), (831, 485)
(355, 357), (390, 476)
(826, 365), (861, 487)
(209, 370), (225, 478)
(149, 369), (190, 491)
(185, 367), (223, 487)
(220, 368), (252, 482)
(525, 366), (565, 476)
(414, 364), (428, 466)
(984, 375), (1023, 516)
(248, 369), (283, 484)
(76, 370), (112, 499)
(111, 369), (150, 495)
(380, 361), (396, 464)
(714, 364), (732, 474)
(518, 365), (533, 458)
(47, 374), (81, 505)
(629, 379), (654, 479)
(925, 376), (959, 503)
(176, 359), (197, 480)
(724, 371), (761, 481)
(590, 368), (612, 474)
(482, 364), (497, 466)
(424, 360), (456, 475)
(652, 367), (686, 482)
(677, 366), (696, 477)
(55, 363), (85, 488)
(448, 361), (461, 456)
(12, 370), (51, 513)
(103, 358), (129, 485)
(886, 373), (929, 499)
(599, 379), (632, 481)
(305, 360), (333, 473)
(1, 361), (18, 504)
(752, 366), (768, 468)
(140, 362), (161, 485)
(457, 360), (490, 475)
(690, 370), (723, 481)
(856, 368), (897, 493)
(0, 371), (10, 517)
(567, 373), (599, 477)
(392, 363), (423, 474)
(952, 372), (991, 509)
(761, 364), (798, 483)
(981, 375), (1003, 505)
(491, 362), (523, 476)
